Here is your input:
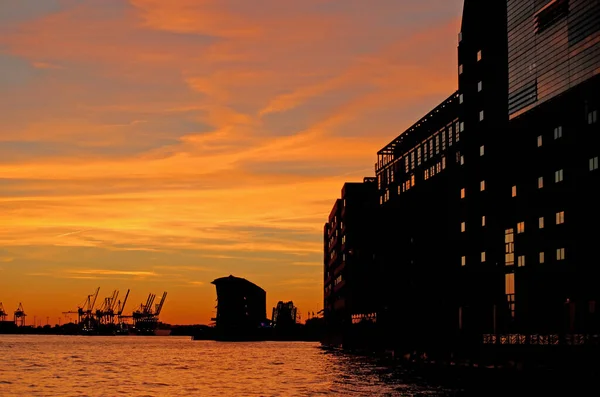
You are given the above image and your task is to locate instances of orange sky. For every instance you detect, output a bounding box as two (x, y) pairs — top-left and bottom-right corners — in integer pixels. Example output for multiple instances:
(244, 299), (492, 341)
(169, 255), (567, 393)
(0, 0), (462, 325)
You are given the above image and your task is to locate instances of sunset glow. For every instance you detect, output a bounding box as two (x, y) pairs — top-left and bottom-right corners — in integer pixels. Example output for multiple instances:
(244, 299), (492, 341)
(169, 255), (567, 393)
(0, 0), (462, 324)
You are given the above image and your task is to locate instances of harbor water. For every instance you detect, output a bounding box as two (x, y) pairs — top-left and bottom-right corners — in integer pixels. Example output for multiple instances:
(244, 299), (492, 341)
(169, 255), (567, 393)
(0, 335), (460, 396)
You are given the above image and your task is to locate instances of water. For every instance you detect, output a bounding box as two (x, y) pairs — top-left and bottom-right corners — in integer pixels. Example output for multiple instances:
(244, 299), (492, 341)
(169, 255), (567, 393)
(0, 335), (460, 396)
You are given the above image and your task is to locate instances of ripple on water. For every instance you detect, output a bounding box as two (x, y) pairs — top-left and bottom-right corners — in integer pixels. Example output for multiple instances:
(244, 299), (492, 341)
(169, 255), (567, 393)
(0, 336), (460, 396)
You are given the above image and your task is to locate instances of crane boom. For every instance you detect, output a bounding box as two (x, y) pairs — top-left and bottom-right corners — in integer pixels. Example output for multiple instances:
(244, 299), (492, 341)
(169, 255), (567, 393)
(155, 292), (167, 315)
(118, 289), (130, 315)
(90, 287), (100, 311)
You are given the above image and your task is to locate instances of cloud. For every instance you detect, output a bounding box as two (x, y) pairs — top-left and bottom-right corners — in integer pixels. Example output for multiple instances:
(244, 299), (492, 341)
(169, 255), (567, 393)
(0, 0), (463, 324)
(32, 61), (63, 69)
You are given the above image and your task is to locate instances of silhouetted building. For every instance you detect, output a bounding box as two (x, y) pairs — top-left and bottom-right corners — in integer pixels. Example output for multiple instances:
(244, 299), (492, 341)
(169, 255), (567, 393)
(323, 178), (379, 345)
(272, 301), (297, 328)
(212, 275), (267, 338)
(324, 0), (600, 358)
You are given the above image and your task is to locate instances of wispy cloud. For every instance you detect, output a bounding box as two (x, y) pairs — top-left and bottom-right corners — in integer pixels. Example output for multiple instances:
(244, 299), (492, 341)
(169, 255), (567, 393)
(0, 0), (462, 324)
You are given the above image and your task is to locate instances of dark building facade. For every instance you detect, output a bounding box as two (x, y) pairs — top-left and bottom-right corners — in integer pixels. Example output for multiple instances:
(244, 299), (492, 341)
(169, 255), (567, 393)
(212, 275), (267, 337)
(272, 301), (297, 329)
(323, 0), (600, 358)
(323, 178), (378, 345)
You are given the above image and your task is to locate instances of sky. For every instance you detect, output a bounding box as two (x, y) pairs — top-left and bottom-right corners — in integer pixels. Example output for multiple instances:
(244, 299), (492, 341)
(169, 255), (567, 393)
(0, 0), (463, 325)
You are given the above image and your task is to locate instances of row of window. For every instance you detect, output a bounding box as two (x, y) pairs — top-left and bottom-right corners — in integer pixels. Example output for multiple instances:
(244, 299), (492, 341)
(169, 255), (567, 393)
(461, 248), (565, 267)
(461, 211), (565, 234)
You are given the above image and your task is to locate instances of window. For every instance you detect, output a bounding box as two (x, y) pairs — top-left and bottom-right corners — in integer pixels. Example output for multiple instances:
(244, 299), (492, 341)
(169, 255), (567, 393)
(481, 252), (486, 262)
(435, 135), (440, 154)
(455, 121), (460, 142)
(505, 273), (515, 295)
(505, 229), (514, 265)
(589, 110), (598, 125)
(479, 110), (484, 121)
(590, 157), (599, 171)
(539, 217), (544, 229)
(537, 135), (543, 147)
(557, 248), (565, 261)
(555, 169), (564, 183)
(461, 222), (466, 232)
(442, 156), (446, 169)
(538, 176), (544, 189)
(459, 64), (463, 75)
(480, 180), (486, 191)
(417, 147), (422, 166)
(429, 139), (433, 158)
(441, 130), (446, 151)
(342, 253), (346, 262)
(556, 211), (565, 225)
(480, 145), (485, 156)
(477, 50), (482, 61)
(512, 185), (517, 197)
(518, 255), (525, 267)
(517, 221), (525, 234)
(540, 252), (545, 264)
(460, 188), (466, 199)
(482, 216), (486, 226)
(459, 32), (463, 42)
(410, 151), (415, 170)
(460, 155), (465, 165)
(459, 122), (465, 132)
(478, 81), (482, 92)
(461, 256), (466, 266)
(554, 126), (563, 139)
(459, 94), (464, 104)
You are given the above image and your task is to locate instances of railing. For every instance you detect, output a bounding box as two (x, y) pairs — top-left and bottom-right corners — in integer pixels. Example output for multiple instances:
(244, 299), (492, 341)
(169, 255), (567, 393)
(482, 333), (600, 346)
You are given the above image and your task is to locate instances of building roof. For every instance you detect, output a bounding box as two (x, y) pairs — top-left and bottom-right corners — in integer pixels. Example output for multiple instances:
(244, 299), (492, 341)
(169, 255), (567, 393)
(211, 275), (266, 294)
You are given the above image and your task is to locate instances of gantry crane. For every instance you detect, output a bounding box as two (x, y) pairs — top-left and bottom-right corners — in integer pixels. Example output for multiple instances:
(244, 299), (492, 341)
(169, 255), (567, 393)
(0, 302), (7, 321)
(14, 303), (26, 327)
(132, 292), (167, 334)
(63, 287), (100, 331)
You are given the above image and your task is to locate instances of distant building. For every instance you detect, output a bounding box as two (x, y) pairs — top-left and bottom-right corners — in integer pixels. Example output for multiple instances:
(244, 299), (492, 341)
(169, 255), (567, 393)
(212, 275), (267, 337)
(323, 178), (379, 345)
(271, 301), (297, 328)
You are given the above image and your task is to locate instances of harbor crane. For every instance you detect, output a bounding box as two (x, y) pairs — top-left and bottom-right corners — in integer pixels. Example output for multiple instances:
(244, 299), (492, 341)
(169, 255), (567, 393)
(132, 291), (167, 334)
(14, 303), (26, 327)
(63, 287), (100, 331)
(0, 302), (7, 321)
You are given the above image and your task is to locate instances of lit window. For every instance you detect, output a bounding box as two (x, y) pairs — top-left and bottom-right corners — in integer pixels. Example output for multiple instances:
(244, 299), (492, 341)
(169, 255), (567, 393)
(442, 157), (446, 169)
(478, 81), (482, 92)
(481, 252), (486, 262)
(461, 222), (466, 232)
(540, 252), (545, 264)
(590, 157), (599, 171)
(554, 126), (563, 139)
(460, 188), (466, 199)
(556, 211), (565, 225)
(505, 229), (515, 265)
(459, 64), (463, 75)
(557, 248), (565, 261)
(459, 94), (464, 104)
(477, 50), (482, 61)
(480, 180), (486, 191)
(589, 110), (598, 125)
(459, 122), (465, 132)
(537, 135), (543, 147)
(518, 255), (525, 267)
(539, 217), (544, 229)
(512, 185), (517, 197)
(480, 145), (485, 156)
(538, 176), (544, 189)
(479, 110), (484, 121)
(517, 221), (525, 234)
(460, 155), (465, 165)
(555, 169), (564, 183)
(482, 216), (486, 226)
(461, 256), (466, 266)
